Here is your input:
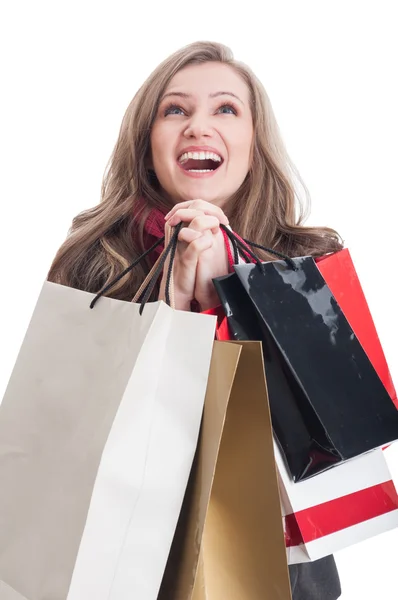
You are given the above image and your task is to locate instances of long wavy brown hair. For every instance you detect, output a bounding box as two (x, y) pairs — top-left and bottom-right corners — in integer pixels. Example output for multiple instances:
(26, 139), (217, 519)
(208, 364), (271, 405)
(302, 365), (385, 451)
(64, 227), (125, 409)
(48, 41), (343, 300)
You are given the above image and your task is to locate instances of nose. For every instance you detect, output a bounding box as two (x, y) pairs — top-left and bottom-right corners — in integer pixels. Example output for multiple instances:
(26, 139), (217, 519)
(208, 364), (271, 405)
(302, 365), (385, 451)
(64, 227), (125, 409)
(183, 112), (213, 139)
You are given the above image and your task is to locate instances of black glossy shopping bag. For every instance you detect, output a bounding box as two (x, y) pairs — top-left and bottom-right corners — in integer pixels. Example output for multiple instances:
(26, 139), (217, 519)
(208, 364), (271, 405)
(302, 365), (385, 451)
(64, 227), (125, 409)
(213, 257), (398, 482)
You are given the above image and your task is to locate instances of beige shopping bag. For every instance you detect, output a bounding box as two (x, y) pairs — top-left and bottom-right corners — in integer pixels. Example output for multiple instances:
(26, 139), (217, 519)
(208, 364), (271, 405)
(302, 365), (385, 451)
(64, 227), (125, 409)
(159, 341), (292, 600)
(0, 281), (216, 600)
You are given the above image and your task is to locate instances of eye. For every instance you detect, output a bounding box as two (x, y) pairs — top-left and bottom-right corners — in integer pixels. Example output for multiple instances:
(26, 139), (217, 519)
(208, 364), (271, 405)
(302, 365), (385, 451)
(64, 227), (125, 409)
(163, 103), (186, 116)
(217, 104), (238, 115)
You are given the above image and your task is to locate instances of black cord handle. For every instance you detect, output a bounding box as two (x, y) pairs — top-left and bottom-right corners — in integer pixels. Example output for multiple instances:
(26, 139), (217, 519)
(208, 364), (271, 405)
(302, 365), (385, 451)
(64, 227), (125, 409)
(220, 225), (297, 272)
(90, 222), (296, 310)
(164, 224), (180, 307)
(90, 225), (183, 311)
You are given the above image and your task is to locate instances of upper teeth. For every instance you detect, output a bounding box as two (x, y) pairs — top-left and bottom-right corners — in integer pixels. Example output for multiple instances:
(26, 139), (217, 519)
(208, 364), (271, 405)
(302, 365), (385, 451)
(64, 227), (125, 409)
(178, 151), (222, 164)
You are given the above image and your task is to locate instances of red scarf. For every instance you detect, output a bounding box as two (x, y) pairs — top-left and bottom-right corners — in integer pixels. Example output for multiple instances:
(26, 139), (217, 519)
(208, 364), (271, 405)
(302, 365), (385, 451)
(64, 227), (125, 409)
(143, 207), (167, 241)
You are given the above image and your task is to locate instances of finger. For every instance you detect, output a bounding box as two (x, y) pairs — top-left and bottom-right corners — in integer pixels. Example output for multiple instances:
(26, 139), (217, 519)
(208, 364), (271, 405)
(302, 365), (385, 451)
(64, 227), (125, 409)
(166, 201), (228, 226)
(165, 200), (196, 218)
(169, 211), (220, 235)
(181, 235), (214, 264)
(188, 215), (220, 235)
(166, 200), (229, 226)
(188, 200), (229, 225)
(166, 208), (206, 227)
(178, 228), (203, 244)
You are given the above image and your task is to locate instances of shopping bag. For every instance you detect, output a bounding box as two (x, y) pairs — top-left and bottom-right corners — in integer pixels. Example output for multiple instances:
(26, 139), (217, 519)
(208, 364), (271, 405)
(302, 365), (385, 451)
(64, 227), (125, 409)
(277, 441), (398, 563)
(315, 248), (397, 406)
(158, 341), (292, 600)
(217, 232), (397, 402)
(212, 254), (398, 482)
(0, 280), (216, 600)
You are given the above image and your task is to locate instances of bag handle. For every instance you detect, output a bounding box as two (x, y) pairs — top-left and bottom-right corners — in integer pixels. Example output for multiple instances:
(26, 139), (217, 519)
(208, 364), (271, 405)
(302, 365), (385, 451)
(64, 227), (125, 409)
(132, 223), (177, 311)
(220, 225), (297, 272)
(131, 251), (168, 304)
(90, 223), (182, 311)
(90, 221), (295, 311)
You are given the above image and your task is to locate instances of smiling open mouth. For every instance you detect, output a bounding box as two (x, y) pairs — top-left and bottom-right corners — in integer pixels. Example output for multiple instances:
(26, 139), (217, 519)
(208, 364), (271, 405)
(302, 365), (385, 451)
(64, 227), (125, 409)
(178, 151), (223, 173)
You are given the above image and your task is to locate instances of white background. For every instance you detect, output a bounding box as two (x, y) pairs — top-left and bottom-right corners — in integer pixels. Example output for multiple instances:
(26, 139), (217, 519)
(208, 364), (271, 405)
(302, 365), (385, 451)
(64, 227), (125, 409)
(1, 1), (397, 598)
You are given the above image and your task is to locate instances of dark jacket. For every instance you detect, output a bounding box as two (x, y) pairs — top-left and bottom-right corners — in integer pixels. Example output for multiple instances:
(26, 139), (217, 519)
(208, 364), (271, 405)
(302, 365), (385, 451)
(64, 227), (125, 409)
(289, 555), (341, 599)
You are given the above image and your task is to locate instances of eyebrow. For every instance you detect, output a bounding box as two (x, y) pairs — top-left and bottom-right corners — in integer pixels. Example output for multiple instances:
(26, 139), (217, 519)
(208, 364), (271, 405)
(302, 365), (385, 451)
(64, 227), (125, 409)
(160, 91), (244, 105)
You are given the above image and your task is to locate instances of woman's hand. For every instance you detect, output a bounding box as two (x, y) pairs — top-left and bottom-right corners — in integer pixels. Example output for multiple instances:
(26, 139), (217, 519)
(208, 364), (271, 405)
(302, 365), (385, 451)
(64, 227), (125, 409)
(159, 200), (230, 311)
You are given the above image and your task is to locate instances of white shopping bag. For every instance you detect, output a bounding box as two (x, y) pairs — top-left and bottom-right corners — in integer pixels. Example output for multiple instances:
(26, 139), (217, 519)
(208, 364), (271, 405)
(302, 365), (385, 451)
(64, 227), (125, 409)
(276, 442), (398, 564)
(0, 281), (216, 600)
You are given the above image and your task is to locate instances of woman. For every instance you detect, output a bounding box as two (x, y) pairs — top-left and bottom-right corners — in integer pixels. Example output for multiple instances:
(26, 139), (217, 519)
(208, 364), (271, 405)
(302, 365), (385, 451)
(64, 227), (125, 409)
(48, 41), (342, 599)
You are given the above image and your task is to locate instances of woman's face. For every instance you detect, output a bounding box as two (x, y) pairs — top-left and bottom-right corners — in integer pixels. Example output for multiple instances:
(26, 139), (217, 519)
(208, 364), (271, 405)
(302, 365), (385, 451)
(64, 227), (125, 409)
(150, 62), (254, 208)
